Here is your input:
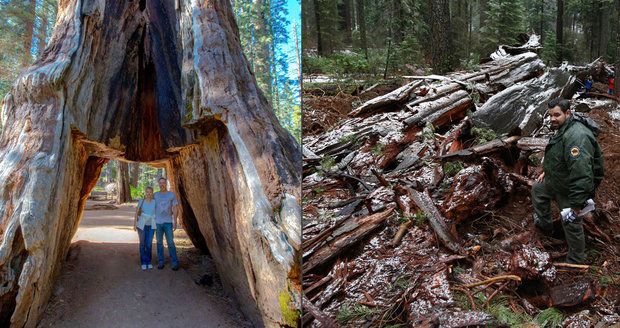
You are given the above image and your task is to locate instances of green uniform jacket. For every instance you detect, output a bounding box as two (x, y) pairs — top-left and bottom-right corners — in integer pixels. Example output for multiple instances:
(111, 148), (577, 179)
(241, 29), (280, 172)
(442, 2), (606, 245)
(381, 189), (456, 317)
(543, 115), (604, 209)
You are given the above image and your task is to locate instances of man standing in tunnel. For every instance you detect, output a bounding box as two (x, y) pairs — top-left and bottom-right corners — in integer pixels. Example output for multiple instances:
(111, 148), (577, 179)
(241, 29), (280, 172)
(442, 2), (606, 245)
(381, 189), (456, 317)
(154, 177), (180, 270)
(531, 98), (604, 264)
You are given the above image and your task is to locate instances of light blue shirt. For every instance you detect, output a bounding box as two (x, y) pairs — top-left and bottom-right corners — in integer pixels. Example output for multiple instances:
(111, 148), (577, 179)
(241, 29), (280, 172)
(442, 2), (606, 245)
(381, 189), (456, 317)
(154, 191), (179, 224)
(136, 198), (157, 230)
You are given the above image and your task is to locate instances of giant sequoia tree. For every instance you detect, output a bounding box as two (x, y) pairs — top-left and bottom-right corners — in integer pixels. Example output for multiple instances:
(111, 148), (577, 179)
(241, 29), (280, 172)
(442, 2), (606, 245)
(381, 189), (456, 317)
(0, 0), (301, 327)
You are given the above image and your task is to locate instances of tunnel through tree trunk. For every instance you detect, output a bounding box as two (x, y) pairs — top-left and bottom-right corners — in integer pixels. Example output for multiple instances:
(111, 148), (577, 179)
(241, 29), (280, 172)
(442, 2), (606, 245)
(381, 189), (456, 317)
(0, 0), (300, 327)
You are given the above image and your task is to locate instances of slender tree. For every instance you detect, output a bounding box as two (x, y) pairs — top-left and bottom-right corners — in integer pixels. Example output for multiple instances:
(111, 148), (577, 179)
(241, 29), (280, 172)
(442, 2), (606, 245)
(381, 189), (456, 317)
(116, 161), (132, 203)
(357, 0), (368, 58)
(556, 0), (563, 64)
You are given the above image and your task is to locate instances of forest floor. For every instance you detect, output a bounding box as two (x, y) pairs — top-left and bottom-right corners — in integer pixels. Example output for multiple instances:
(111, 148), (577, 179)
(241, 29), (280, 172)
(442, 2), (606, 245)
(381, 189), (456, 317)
(302, 82), (620, 327)
(37, 200), (250, 328)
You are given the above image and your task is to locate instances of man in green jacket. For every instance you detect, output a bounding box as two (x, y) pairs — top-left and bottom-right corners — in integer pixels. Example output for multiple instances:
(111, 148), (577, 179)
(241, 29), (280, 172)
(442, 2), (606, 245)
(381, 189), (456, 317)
(531, 98), (604, 264)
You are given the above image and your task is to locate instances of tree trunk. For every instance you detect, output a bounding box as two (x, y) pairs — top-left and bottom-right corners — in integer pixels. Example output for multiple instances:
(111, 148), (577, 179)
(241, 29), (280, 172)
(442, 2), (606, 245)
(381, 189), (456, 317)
(0, 0), (301, 327)
(479, 0), (488, 28)
(343, 0), (353, 44)
(313, 0), (325, 55)
(21, 0), (37, 67)
(539, 0), (544, 38)
(116, 161), (132, 203)
(556, 0), (564, 64)
(393, 0), (403, 43)
(130, 162), (140, 188)
(429, 0), (452, 73)
(357, 0), (368, 58)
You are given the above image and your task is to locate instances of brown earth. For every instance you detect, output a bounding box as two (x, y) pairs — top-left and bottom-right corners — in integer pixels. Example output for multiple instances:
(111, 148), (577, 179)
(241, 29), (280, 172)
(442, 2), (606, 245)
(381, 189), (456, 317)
(37, 201), (250, 328)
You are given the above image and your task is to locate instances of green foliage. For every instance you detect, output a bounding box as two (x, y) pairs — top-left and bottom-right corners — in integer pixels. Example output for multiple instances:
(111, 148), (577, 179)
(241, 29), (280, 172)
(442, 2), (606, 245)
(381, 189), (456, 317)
(421, 122), (436, 141)
(318, 156), (336, 176)
(527, 154), (541, 167)
(471, 126), (497, 145)
(480, 0), (526, 56)
(534, 307), (564, 328)
(389, 275), (411, 291)
(336, 303), (379, 324)
(130, 185), (143, 200)
(443, 161), (464, 177)
(401, 210), (428, 226)
(487, 296), (533, 326)
(370, 142), (385, 156)
(541, 30), (558, 65)
(303, 51), (369, 76)
(598, 274), (620, 286)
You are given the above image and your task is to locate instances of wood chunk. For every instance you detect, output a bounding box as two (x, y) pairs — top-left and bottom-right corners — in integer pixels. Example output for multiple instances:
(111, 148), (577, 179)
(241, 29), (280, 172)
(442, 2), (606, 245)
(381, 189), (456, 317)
(303, 207), (396, 274)
(549, 281), (594, 307)
(409, 188), (463, 253)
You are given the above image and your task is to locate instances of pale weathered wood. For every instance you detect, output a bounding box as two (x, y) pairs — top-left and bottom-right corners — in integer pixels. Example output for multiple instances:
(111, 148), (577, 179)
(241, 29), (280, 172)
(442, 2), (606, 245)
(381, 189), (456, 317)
(0, 0), (300, 327)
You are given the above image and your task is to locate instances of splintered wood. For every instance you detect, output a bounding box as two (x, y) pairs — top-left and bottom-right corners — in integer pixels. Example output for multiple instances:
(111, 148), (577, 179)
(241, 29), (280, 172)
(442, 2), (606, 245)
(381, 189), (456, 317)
(302, 34), (619, 327)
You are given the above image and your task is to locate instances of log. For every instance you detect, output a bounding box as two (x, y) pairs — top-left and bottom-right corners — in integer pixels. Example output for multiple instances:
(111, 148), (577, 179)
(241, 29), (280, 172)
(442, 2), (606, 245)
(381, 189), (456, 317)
(0, 0), (301, 326)
(302, 294), (338, 328)
(441, 136), (520, 160)
(350, 81), (422, 117)
(303, 207), (395, 274)
(516, 137), (548, 151)
(408, 188), (463, 253)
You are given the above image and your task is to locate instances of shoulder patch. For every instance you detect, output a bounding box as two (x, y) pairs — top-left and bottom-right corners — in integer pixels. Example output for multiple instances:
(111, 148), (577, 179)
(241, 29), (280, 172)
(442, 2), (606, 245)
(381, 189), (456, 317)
(570, 146), (580, 157)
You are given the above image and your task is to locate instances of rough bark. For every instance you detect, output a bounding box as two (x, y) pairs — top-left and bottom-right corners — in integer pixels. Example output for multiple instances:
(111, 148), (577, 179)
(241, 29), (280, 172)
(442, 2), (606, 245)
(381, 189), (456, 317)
(0, 1), (301, 327)
(429, 0), (452, 74)
(314, 0), (325, 56)
(130, 162), (140, 188)
(116, 161), (132, 203)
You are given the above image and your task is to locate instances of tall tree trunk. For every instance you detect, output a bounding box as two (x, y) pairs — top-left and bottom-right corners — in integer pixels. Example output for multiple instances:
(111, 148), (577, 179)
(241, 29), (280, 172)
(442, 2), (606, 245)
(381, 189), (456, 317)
(0, 0), (301, 327)
(357, 0), (368, 58)
(393, 0), (403, 43)
(313, 0), (325, 55)
(130, 162), (140, 188)
(539, 0), (544, 39)
(479, 0), (488, 28)
(21, 0), (37, 67)
(343, 0), (353, 44)
(116, 161), (132, 203)
(429, 0), (452, 73)
(556, 0), (564, 64)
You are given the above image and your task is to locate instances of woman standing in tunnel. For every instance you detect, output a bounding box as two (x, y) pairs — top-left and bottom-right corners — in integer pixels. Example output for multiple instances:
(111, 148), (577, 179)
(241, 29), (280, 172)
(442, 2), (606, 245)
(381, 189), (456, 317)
(134, 186), (157, 270)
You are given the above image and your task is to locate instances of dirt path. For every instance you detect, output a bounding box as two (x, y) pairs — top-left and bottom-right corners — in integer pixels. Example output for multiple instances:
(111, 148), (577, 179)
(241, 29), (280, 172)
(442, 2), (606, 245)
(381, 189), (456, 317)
(37, 201), (251, 328)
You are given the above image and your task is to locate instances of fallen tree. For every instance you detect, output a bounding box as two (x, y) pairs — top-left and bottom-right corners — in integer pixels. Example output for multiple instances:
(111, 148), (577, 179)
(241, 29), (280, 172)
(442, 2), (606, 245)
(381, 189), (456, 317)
(302, 34), (620, 327)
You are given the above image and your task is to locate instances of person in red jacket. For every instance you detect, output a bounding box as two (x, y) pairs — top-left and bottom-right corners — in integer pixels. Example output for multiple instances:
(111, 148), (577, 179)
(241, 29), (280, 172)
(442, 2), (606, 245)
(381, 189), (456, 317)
(608, 75), (615, 95)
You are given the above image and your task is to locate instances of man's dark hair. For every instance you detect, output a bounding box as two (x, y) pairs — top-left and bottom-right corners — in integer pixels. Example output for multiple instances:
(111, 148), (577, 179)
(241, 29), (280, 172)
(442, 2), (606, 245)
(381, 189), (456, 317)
(547, 98), (570, 112)
(159, 177), (167, 182)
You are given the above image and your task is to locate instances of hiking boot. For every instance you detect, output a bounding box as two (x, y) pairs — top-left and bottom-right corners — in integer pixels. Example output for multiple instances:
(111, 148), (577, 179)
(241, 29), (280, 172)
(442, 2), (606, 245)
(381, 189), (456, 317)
(171, 265), (179, 271)
(141, 264), (147, 271)
(157, 264), (164, 270)
(147, 264), (153, 269)
(533, 214), (553, 236)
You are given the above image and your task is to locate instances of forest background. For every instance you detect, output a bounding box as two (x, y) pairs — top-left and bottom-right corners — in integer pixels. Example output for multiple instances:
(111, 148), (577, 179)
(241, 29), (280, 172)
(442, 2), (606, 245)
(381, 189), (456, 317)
(303, 0), (620, 77)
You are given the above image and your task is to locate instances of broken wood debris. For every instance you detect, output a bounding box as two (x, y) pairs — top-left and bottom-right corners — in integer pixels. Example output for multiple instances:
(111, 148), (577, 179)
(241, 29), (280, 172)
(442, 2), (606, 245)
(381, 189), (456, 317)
(302, 33), (620, 327)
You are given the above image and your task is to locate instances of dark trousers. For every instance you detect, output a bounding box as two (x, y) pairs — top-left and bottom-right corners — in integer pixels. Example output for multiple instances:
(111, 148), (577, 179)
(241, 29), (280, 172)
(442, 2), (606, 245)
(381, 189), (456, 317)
(532, 181), (586, 264)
